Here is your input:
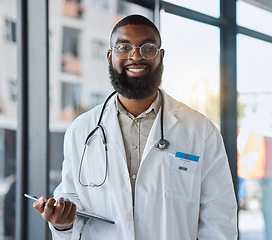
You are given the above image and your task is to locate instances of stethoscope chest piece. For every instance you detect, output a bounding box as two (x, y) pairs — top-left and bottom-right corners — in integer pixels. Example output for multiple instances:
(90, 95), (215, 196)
(79, 89), (170, 188)
(155, 139), (170, 150)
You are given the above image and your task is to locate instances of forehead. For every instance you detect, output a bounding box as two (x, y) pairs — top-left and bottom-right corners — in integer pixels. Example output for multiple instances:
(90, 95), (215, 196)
(111, 24), (160, 46)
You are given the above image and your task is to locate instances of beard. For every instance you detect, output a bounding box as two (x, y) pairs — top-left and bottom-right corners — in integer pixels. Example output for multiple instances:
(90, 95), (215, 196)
(109, 58), (163, 99)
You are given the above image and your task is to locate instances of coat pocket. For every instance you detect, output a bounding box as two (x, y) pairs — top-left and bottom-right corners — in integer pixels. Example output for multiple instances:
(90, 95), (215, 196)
(164, 153), (198, 202)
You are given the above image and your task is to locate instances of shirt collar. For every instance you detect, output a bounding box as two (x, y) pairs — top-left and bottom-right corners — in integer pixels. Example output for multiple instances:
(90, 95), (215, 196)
(115, 91), (161, 118)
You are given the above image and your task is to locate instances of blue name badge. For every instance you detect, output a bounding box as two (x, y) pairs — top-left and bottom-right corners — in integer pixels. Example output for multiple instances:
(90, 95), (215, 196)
(172, 152), (200, 174)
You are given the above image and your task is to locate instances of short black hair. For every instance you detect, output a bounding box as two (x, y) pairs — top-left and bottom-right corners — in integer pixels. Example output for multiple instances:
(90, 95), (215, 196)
(110, 14), (162, 47)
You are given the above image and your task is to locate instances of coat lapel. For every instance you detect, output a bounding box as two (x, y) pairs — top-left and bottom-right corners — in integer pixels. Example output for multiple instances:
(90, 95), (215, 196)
(101, 92), (179, 167)
(141, 92), (178, 162)
(102, 95), (127, 165)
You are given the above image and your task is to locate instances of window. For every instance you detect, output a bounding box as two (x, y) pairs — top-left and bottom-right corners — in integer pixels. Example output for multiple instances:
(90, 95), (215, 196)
(61, 82), (81, 121)
(92, 0), (109, 11)
(117, 1), (153, 18)
(0, 3), (17, 240)
(163, 0), (220, 18)
(4, 20), (16, 43)
(90, 92), (107, 109)
(8, 80), (17, 102)
(237, 34), (272, 240)
(161, 12), (220, 127)
(237, 0), (272, 36)
(62, 27), (81, 74)
(1, 129), (16, 239)
(91, 38), (107, 60)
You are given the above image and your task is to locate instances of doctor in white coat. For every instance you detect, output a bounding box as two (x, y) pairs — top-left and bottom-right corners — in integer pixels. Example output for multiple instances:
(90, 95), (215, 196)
(34, 15), (238, 240)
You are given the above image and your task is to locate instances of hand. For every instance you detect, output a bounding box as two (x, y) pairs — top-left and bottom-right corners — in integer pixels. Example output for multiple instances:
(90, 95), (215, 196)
(33, 196), (77, 231)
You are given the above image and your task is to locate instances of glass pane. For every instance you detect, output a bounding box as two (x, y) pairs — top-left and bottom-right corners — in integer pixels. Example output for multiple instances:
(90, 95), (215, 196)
(237, 34), (272, 240)
(237, 0), (272, 36)
(164, 0), (219, 18)
(161, 12), (220, 127)
(0, 1), (17, 239)
(48, 0), (153, 194)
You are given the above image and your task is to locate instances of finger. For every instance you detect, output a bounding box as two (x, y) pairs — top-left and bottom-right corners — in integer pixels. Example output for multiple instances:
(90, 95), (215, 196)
(43, 198), (56, 221)
(61, 199), (73, 219)
(60, 201), (77, 225)
(46, 198), (56, 208)
(67, 203), (77, 223)
(56, 199), (77, 225)
(54, 197), (66, 216)
(33, 196), (45, 214)
(52, 198), (76, 225)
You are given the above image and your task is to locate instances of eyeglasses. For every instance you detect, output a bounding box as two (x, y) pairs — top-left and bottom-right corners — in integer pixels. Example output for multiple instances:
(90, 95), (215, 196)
(111, 43), (160, 60)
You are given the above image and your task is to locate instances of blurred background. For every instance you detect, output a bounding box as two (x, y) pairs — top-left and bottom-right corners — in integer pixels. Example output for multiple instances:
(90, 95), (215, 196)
(0, 0), (271, 239)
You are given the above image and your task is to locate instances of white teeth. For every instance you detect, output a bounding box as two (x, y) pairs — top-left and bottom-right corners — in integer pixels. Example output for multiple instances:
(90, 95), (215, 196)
(128, 68), (145, 72)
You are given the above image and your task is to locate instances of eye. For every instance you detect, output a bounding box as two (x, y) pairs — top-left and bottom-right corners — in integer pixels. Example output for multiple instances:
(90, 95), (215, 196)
(141, 43), (157, 52)
(116, 44), (132, 52)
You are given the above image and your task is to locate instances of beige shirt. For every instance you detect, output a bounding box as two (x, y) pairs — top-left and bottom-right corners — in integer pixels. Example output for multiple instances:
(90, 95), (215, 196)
(116, 92), (161, 199)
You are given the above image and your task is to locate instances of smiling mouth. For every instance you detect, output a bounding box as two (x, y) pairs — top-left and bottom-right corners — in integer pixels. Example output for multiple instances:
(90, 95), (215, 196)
(127, 68), (146, 73)
(125, 64), (150, 75)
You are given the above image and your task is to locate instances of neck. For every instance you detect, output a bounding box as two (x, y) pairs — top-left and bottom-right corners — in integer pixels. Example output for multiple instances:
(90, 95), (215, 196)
(118, 92), (158, 117)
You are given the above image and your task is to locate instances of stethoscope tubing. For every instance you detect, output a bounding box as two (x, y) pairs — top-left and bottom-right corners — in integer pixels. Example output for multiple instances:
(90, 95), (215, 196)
(84, 90), (117, 145)
(78, 89), (169, 187)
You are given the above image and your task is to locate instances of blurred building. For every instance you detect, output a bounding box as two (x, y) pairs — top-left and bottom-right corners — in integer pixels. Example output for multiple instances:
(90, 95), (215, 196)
(0, 0), (151, 238)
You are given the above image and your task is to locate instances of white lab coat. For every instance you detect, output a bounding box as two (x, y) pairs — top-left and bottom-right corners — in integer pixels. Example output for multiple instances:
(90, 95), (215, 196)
(50, 91), (237, 240)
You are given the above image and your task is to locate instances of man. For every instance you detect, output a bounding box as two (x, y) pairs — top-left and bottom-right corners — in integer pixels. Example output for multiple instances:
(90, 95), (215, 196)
(34, 14), (238, 239)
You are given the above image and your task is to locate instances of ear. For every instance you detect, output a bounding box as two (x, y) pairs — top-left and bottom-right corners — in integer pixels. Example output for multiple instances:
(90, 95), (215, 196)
(160, 49), (165, 59)
(107, 49), (112, 63)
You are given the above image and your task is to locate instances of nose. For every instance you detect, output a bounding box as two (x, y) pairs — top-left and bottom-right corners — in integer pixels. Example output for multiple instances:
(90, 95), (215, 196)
(129, 47), (143, 61)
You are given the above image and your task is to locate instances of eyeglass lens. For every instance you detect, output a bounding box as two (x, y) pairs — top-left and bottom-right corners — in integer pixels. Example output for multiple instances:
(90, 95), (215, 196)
(114, 43), (158, 59)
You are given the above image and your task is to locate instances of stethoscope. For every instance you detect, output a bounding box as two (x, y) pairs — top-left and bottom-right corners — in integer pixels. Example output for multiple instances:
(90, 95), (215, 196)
(78, 89), (170, 188)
